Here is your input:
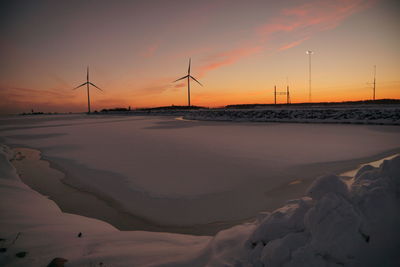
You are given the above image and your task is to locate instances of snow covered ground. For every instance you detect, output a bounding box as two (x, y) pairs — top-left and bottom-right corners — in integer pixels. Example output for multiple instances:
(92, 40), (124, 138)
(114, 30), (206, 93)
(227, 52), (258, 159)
(0, 144), (212, 266)
(1, 144), (399, 266)
(0, 114), (399, 231)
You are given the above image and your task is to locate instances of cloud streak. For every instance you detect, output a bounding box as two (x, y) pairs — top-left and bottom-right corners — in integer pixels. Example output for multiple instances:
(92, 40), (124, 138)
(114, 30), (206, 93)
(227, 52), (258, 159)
(278, 37), (310, 51)
(0, 86), (80, 113)
(198, 46), (263, 77)
(258, 0), (375, 36)
(139, 43), (159, 58)
(0, 87), (74, 99)
(197, 0), (376, 77)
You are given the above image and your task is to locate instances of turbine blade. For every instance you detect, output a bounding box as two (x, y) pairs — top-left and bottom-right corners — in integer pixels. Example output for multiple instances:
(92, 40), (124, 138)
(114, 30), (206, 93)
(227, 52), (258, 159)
(87, 66), (89, 82)
(190, 76), (203, 86)
(89, 82), (103, 91)
(188, 58), (191, 75)
(73, 82), (88, 90)
(173, 75), (189, 83)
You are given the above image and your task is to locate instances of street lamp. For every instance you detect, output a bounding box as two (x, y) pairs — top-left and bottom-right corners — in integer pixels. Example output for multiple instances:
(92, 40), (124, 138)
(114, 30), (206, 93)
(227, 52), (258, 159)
(306, 50), (313, 103)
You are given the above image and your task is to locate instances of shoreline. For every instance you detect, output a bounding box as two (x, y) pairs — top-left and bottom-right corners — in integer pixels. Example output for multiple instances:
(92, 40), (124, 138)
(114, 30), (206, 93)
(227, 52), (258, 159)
(10, 147), (250, 236)
(9, 145), (400, 236)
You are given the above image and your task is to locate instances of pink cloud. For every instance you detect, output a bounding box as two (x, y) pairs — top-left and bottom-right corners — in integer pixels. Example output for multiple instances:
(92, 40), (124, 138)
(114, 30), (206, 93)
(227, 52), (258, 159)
(171, 46), (215, 59)
(278, 37), (310, 51)
(139, 43), (159, 58)
(198, 45), (263, 77)
(258, 0), (375, 37)
(198, 0), (376, 77)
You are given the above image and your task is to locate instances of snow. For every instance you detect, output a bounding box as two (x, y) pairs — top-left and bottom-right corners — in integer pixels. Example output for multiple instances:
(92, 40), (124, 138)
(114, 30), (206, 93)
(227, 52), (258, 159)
(249, 197), (312, 245)
(243, 156), (400, 267)
(1, 115), (399, 227)
(182, 107), (400, 125)
(1, 144), (399, 266)
(0, 144), (211, 266)
(306, 174), (349, 200)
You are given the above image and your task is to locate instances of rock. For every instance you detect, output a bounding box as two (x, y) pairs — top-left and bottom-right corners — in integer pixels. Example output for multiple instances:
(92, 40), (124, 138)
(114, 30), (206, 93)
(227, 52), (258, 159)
(15, 251), (27, 258)
(47, 257), (68, 267)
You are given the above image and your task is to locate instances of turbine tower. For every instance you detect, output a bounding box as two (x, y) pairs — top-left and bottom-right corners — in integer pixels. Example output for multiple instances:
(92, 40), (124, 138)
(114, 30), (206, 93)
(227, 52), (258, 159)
(73, 66), (102, 113)
(173, 58), (202, 107)
(306, 50), (313, 103)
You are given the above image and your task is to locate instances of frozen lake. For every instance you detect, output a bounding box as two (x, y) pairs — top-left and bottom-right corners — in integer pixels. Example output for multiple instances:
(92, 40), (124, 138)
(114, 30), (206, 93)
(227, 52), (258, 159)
(1, 114), (399, 230)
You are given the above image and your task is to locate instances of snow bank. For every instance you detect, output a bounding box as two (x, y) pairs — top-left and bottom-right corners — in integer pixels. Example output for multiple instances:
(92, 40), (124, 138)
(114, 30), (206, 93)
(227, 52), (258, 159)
(208, 155), (400, 266)
(0, 144), (210, 267)
(183, 108), (400, 125)
(189, 155), (399, 266)
(1, 143), (399, 266)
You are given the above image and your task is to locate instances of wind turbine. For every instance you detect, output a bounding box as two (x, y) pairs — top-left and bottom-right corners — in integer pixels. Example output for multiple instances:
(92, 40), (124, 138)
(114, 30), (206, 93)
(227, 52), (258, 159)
(73, 66), (102, 113)
(173, 58), (202, 107)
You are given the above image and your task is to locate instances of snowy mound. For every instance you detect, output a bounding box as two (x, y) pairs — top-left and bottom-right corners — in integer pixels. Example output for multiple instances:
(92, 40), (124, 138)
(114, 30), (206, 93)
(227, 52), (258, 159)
(205, 156), (400, 267)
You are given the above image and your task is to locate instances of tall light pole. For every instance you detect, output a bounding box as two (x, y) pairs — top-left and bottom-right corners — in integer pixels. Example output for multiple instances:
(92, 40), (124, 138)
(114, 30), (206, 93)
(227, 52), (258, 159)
(306, 50), (313, 103)
(373, 65), (376, 100)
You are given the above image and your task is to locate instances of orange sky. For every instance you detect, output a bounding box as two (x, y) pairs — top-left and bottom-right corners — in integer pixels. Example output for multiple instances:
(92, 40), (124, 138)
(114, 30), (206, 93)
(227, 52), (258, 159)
(0, 0), (399, 113)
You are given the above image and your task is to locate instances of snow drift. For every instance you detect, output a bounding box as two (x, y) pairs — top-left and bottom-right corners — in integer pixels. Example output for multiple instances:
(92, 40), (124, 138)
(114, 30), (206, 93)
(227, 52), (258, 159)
(210, 156), (400, 267)
(1, 144), (399, 266)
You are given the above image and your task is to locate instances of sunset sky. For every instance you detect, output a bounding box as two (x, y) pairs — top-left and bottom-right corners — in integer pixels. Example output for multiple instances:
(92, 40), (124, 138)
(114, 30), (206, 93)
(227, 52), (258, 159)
(0, 0), (399, 113)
